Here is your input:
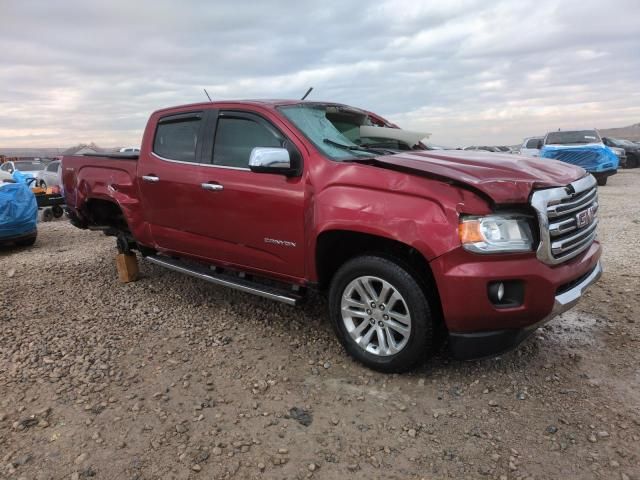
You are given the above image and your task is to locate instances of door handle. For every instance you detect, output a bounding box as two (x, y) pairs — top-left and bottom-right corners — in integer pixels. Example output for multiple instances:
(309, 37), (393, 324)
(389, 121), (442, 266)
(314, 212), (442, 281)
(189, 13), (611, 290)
(142, 175), (160, 183)
(201, 183), (224, 191)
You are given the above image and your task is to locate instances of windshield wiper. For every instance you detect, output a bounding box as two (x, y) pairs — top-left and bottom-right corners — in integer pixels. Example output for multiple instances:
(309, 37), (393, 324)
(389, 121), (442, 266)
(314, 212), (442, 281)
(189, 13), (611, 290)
(323, 138), (391, 156)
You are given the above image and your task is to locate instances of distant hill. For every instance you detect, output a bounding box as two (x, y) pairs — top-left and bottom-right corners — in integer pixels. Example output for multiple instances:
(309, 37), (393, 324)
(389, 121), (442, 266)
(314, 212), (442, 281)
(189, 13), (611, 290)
(0, 145), (120, 158)
(0, 147), (66, 158)
(599, 123), (640, 141)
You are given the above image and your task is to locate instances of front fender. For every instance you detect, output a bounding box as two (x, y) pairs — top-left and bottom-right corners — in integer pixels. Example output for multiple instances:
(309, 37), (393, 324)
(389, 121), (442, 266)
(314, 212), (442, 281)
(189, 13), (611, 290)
(308, 181), (489, 281)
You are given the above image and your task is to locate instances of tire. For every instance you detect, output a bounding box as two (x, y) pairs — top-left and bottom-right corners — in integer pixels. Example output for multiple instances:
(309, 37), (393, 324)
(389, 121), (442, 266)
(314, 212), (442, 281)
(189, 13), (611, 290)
(52, 205), (64, 218)
(42, 209), (54, 222)
(596, 176), (607, 186)
(329, 255), (435, 373)
(15, 233), (37, 247)
(628, 154), (638, 169)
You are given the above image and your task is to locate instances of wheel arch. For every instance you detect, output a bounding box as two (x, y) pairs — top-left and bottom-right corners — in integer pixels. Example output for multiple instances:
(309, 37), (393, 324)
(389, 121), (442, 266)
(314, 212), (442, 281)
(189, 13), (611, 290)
(83, 197), (130, 232)
(315, 230), (442, 315)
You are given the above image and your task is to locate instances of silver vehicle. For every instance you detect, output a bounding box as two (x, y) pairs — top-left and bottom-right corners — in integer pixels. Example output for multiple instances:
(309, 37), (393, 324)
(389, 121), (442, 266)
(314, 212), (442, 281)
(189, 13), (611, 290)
(119, 146), (140, 153)
(0, 170), (14, 184)
(1, 160), (46, 182)
(36, 160), (62, 188)
(519, 136), (543, 156)
(0, 159), (63, 188)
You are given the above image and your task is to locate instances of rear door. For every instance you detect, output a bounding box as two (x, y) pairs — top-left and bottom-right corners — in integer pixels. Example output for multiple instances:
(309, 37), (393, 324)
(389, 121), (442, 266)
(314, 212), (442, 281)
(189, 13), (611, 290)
(138, 110), (214, 256)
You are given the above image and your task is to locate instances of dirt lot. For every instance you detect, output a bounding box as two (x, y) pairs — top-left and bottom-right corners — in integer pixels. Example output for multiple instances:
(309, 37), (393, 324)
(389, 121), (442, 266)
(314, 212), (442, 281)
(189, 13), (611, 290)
(1, 170), (639, 480)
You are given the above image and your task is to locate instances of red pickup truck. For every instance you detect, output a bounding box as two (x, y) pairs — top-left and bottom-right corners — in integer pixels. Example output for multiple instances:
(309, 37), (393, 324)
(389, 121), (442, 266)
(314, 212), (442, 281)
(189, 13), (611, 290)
(62, 100), (602, 372)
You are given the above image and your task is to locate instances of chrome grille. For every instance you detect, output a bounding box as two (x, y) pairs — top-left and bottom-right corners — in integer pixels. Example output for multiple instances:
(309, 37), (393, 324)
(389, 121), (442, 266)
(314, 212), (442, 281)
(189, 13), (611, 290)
(531, 175), (598, 265)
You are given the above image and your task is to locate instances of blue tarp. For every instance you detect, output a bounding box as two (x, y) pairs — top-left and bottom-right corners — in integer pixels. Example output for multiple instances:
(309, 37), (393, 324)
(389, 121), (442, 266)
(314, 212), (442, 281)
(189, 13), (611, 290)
(11, 170), (35, 185)
(0, 182), (38, 239)
(540, 144), (619, 173)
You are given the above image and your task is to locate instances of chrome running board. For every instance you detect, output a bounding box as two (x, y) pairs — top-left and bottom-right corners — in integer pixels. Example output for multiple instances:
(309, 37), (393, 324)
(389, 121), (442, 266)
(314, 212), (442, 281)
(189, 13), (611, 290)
(145, 255), (301, 306)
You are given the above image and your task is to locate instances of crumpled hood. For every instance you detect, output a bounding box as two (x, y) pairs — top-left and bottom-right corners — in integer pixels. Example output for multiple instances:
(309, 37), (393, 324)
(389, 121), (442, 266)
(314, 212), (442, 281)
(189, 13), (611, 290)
(371, 150), (586, 204)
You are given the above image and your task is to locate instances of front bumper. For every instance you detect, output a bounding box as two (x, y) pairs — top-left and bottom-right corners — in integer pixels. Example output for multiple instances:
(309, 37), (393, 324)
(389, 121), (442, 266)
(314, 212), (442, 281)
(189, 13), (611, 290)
(448, 261), (602, 359)
(429, 240), (602, 360)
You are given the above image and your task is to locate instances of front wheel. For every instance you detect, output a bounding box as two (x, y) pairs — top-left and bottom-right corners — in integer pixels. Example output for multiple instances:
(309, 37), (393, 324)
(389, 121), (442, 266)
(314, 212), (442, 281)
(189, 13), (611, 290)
(329, 255), (435, 372)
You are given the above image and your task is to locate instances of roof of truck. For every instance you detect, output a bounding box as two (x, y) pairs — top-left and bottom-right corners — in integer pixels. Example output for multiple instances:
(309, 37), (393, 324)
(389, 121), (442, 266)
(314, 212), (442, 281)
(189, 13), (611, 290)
(151, 100), (399, 128)
(153, 99), (359, 115)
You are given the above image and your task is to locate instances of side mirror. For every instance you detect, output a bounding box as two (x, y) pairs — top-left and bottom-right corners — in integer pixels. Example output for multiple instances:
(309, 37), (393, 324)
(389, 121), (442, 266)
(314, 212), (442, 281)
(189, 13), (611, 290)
(249, 147), (299, 176)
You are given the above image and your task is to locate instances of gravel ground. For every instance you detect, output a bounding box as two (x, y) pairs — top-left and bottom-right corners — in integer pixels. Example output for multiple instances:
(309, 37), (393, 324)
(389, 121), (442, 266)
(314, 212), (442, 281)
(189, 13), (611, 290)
(1, 169), (639, 480)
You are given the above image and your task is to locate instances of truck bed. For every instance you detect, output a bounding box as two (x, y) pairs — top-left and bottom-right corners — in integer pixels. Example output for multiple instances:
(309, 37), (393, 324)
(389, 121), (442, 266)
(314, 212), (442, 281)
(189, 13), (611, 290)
(82, 152), (139, 160)
(61, 154), (140, 216)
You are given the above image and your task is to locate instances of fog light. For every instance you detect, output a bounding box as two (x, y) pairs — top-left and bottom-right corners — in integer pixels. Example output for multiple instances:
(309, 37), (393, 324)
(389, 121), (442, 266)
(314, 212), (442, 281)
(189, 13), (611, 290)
(488, 282), (505, 303)
(488, 280), (524, 308)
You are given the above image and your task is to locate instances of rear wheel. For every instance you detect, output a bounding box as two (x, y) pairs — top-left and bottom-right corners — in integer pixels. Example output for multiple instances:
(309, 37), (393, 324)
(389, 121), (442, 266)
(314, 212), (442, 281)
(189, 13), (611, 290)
(329, 255), (435, 372)
(628, 154), (638, 169)
(596, 176), (608, 186)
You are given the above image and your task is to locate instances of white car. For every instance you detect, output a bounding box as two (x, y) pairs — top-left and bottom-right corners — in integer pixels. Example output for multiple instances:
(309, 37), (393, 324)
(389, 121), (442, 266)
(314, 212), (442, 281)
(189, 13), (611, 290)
(0, 159), (62, 188)
(519, 137), (543, 156)
(0, 160), (46, 184)
(0, 170), (14, 184)
(36, 160), (62, 189)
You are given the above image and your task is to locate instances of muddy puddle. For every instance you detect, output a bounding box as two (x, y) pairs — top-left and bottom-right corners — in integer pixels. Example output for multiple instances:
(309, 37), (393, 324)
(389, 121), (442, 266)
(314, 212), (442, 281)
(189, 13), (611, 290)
(543, 309), (601, 345)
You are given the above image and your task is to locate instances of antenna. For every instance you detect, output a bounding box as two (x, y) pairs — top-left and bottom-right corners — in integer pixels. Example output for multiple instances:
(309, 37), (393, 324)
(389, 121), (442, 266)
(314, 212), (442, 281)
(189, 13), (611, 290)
(204, 89), (212, 102)
(301, 87), (313, 101)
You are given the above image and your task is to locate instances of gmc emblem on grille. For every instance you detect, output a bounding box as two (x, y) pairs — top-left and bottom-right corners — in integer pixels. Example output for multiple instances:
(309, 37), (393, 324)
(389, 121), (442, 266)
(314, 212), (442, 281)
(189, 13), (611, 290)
(575, 206), (596, 228)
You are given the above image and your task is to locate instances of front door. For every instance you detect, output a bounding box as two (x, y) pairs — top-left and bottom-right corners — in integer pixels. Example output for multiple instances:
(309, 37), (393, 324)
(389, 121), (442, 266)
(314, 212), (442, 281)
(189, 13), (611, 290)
(195, 110), (306, 280)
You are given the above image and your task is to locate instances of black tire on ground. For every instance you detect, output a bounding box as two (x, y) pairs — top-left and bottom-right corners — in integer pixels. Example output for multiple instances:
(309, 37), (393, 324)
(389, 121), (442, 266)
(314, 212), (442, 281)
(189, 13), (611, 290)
(42, 208), (54, 222)
(15, 233), (37, 247)
(596, 176), (608, 186)
(628, 154), (638, 169)
(328, 255), (435, 373)
(52, 205), (64, 218)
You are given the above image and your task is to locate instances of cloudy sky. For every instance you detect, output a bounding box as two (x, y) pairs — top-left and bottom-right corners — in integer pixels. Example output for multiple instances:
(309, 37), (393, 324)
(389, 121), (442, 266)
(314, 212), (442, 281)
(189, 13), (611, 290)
(1, 0), (639, 148)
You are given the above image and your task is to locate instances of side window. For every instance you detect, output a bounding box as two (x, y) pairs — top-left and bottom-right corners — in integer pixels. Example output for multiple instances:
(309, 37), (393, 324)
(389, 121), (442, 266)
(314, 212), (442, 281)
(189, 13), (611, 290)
(47, 162), (59, 172)
(525, 139), (539, 148)
(213, 116), (282, 168)
(153, 114), (202, 163)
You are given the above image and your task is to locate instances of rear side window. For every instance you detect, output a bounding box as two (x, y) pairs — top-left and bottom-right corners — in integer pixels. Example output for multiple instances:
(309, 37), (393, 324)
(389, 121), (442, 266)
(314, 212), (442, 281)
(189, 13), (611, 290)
(46, 162), (59, 172)
(525, 139), (540, 148)
(213, 116), (282, 168)
(153, 114), (202, 162)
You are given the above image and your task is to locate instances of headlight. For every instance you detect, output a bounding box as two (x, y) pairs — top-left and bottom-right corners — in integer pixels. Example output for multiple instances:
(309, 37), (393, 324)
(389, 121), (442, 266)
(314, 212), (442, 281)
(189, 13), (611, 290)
(459, 214), (534, 253)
